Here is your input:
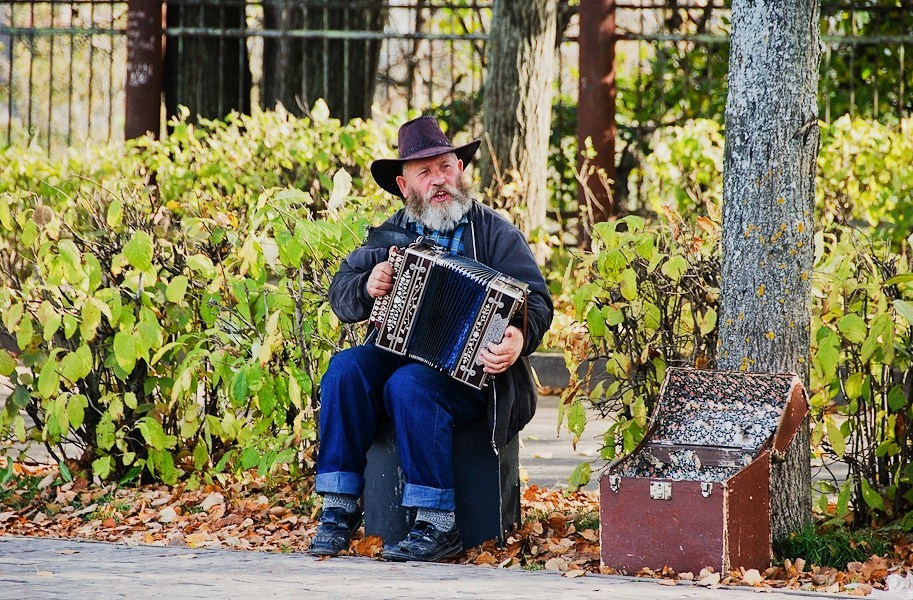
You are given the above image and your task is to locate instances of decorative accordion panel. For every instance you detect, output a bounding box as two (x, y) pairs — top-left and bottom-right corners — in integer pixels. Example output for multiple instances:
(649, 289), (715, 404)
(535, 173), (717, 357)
(369, 242), (528, 389)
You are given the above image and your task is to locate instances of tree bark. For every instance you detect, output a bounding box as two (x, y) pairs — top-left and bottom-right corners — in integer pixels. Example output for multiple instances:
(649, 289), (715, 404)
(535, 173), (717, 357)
(480, 0), (557, 236)
(718, 1), (821, 538)
(261, 0), (386, 120)
(163, 0), (250, 122)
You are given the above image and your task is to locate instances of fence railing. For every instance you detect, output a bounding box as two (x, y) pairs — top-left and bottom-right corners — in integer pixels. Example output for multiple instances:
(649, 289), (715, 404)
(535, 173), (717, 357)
(0, 1), (910, 156)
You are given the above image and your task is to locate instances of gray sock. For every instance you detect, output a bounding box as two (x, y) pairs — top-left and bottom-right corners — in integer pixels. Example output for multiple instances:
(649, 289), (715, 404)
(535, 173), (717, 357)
(415, 508), (456, 532)
(322, 493), (359, 514)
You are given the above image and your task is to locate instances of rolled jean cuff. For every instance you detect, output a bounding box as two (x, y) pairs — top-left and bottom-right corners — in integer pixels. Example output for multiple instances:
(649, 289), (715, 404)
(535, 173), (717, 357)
(315, 471), (364, 498)
(402, 483), (455, 511)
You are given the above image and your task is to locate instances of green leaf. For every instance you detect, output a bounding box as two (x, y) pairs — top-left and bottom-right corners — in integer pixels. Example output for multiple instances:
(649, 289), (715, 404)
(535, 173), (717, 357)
(826, 417), (846, 458)
(888, 385), (906, 412)
(193, 443), (209, 471)
(92, 456), (114, 480)
(0, 349), (16, 376)
(113, 331), (138, 373)
(42, 314), (62, 342)
(67, 394), (87, 430)
(885, 273), (913, 286)
(62, 314), (78, 339)
(567, 462), (592, 492)
(241, 447), (260, 470)
(566, 401), (587, 447)
(106, 199), (124, 228)
(58, 239), (82, 270)
(815, 331), (840, 383)
(96, 412), (115, 451)
(81, 301), (102, 341)
(165, 276), (189, 304)
(230, 368), (249, 407)
(860, 477), (885, 511)
(660, 254), (689, 283)
(586, 306), (606, 338)
(258, 378), (277, 417)
(37, 358), (60, 399)
(137, 417), (168, 451)
(620, 268), (638, 301)
(0, 460), (13, 485)
(844, 372), (863, 400)
(10, 385), (29, 409)
(58, 460), (73, 483)
(895, 300), (913, 327)
(123, 230), (154, 271)
(147, 449), (178, 485)
(186, 253), (215, 278)
(837, 314), (868, 344)
(214, 450), (234, 474)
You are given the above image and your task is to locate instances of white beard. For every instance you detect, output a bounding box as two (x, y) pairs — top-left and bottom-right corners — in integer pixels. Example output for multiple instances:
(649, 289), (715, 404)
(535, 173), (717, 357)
(404, 179), (474, 233)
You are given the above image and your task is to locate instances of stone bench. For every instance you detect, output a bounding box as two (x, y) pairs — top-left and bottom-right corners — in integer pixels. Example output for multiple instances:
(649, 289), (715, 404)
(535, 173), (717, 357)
(363, 419), (520, 549)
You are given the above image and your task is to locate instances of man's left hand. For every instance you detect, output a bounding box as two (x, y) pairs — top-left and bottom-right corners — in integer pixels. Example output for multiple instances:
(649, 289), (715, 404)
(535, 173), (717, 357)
(480, 326), (524, 375)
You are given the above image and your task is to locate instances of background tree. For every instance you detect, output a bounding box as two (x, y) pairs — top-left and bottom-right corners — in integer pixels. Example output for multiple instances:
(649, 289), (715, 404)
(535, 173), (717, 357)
(164, 0), (251, 121)
(717, 0), (821, 537)
(261, 0), (387, 120)
(479, 0), (558, 237)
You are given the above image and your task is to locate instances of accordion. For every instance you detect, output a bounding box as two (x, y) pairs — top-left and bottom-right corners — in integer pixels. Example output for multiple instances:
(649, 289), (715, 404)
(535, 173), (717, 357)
(369, 241), (528, 389)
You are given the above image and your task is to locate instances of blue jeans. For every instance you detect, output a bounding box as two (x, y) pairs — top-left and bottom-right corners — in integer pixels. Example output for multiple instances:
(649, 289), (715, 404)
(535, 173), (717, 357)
(315, 343), (487, 511)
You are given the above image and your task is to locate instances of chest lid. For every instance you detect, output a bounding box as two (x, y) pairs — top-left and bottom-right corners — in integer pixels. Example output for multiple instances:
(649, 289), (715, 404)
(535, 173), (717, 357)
(648, 367), (806, 453)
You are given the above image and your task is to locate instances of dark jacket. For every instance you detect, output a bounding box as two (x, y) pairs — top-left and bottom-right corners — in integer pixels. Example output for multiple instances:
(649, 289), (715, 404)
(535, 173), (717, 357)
(328, 200), (554, 448)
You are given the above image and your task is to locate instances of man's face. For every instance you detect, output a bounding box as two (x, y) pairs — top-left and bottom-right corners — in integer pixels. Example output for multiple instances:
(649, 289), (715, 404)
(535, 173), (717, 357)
(396, 152), (464, 202)
(396, 152), (474, 232)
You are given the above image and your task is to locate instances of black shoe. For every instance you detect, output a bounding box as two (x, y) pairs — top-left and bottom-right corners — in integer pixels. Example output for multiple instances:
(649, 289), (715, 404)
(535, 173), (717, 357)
(309, 506), (364, 556)
(382, 520), (463, 562)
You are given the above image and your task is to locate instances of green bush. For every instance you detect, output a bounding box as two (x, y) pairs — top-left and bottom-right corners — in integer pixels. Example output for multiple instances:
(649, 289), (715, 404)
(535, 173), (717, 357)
(555, 215), (719, 460)
(633, 116), (913, 247)
(0, 102), (397, 486)
(560, 217), (913, 527)
(810, 228), (913, 525)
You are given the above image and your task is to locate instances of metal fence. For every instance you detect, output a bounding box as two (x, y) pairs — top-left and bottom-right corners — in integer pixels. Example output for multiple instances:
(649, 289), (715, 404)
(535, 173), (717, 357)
(0, 1), (911, 155)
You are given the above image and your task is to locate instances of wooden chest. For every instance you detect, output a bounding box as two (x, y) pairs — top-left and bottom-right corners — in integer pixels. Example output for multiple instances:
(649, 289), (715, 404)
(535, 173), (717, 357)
(599, 368), (807, 574)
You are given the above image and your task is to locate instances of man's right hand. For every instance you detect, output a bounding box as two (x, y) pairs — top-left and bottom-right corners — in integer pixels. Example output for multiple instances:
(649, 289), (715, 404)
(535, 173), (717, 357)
(366, 248), (396, 299)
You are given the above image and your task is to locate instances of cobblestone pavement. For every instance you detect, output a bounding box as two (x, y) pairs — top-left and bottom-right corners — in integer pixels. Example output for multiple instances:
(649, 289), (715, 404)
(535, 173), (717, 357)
(0, 536), (851, 600)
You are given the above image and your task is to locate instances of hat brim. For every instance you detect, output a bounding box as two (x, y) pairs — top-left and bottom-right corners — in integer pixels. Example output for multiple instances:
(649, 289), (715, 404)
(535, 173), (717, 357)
(370, 139), (481, 198)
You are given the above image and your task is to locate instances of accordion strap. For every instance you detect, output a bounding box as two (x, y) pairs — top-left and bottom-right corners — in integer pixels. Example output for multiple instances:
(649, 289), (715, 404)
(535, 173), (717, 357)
(364, 223), (419, 249)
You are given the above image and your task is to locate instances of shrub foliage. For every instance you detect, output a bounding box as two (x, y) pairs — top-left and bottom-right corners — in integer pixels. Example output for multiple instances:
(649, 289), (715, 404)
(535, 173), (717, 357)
(0, 102), (395, 486)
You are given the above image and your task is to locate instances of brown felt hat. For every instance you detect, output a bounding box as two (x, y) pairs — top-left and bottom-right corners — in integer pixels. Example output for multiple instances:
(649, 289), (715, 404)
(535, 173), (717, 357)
(370, 115), (481, 198)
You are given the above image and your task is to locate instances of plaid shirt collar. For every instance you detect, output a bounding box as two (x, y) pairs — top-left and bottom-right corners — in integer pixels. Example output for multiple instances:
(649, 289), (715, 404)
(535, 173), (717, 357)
(405, 214), (470, 255)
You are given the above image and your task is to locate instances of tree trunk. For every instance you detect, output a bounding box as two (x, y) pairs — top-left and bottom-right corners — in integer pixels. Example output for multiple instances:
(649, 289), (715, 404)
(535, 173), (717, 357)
(718, 1), (821, 539)
(480, 0), (557, 237)
(261, 0), (386, 120)
(164, 0), (250, 122)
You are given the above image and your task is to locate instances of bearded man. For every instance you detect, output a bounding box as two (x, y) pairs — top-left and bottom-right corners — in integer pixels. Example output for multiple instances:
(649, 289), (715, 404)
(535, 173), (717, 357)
(309, 116), (553, 562)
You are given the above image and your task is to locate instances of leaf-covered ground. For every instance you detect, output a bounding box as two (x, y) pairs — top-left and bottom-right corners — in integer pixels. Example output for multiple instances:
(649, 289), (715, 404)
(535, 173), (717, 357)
(0, 463), (908, 595)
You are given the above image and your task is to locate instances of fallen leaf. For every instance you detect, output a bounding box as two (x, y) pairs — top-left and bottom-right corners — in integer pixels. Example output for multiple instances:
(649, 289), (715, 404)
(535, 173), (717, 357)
(185, 532), (210, 547)
(579, 528), (598, 542)
(475, 551), (497, 565)
(158, 507), (177, 524)
(697, 571), (721, 587)
(544, 557), (568, 572)
(351, 535), (383, 558)
(564, 569), (586, 578)
(742, 568), (764, 586)
(656, 579), (677, 586)
(200, 492), (224, 511)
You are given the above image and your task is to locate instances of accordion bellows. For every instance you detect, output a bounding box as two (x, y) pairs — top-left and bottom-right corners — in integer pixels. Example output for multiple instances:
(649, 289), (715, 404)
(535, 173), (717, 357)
(370, 242), (528, 389)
